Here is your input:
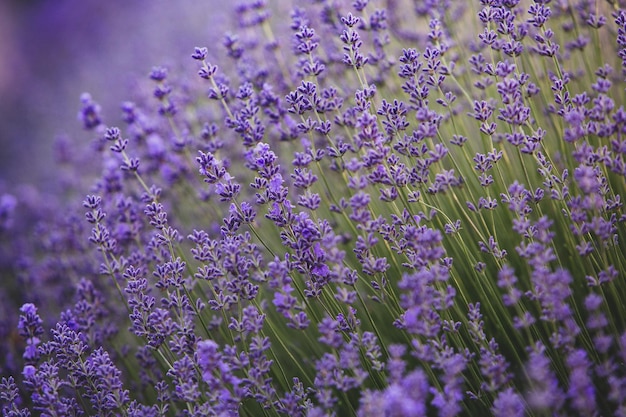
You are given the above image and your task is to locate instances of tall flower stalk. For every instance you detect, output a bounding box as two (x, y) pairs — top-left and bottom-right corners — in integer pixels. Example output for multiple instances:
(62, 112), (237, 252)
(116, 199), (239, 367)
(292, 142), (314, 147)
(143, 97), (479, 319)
(2, 0), (626, 416)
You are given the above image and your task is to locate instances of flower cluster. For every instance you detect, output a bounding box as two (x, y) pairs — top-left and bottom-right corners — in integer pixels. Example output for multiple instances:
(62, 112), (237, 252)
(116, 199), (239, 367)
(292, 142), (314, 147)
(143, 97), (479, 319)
(2, 0), (626, 416)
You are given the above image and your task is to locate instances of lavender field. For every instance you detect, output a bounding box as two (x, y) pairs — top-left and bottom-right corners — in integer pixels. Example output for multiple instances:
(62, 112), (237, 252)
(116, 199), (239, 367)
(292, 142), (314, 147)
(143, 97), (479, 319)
(1, 0), (626, 416)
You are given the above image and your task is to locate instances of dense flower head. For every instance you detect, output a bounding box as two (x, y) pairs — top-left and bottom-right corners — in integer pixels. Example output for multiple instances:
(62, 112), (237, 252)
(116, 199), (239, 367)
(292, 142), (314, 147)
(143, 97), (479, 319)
(1, 0), (626, 416)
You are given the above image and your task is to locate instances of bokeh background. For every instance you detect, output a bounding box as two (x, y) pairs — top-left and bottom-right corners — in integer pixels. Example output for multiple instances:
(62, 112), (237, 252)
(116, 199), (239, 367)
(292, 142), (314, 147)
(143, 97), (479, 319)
(0, 0), (227, 189)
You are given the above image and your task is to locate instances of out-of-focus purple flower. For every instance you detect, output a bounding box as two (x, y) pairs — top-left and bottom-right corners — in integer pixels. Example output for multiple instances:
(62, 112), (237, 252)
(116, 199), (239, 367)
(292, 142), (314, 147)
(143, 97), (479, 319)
(492, 388), (525, 417)
(0, 194), (17, 231)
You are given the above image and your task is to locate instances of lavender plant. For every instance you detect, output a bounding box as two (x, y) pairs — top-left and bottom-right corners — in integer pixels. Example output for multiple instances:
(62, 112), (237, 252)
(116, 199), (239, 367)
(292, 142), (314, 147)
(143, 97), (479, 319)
(2, 0), (626, 415)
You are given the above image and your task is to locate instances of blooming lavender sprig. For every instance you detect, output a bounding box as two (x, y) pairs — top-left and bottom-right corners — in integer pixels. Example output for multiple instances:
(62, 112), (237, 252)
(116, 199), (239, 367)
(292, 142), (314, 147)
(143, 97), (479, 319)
(2, 1), (626, 416)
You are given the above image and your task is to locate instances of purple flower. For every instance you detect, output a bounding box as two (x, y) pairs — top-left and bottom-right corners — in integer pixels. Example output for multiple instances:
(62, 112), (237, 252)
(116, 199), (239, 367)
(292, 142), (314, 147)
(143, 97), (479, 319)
(492, 388), (525, 417)
(77, 93), (102, 130)
(566, 349), (596, 414)
(0, 376), (29, 416)
(17, 303), (43, 340)
(375, 369), (430, 417)
(84, 347), (130, 412)
(0, 194), (17, 231)
(525, 342), (565, 411)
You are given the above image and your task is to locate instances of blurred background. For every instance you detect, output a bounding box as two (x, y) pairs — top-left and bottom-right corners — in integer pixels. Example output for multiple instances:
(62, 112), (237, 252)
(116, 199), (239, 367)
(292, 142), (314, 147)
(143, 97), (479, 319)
(0, 0), (227, 188)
